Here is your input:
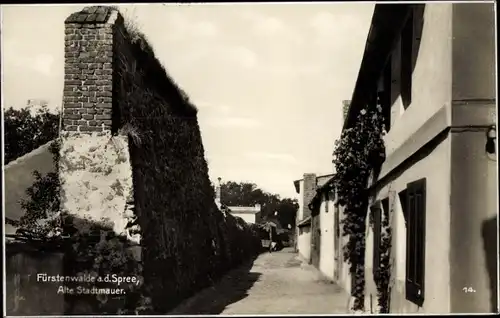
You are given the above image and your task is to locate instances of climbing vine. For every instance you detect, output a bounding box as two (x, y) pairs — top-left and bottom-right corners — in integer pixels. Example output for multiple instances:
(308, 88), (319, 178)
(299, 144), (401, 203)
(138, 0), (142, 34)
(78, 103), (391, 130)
(331, 96), (386, 311)
(374, 202), (392, 313)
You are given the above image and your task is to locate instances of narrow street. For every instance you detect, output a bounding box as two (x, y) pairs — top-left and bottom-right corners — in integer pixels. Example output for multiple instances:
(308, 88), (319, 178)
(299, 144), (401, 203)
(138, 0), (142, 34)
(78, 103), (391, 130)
(169, 248), (350, 315)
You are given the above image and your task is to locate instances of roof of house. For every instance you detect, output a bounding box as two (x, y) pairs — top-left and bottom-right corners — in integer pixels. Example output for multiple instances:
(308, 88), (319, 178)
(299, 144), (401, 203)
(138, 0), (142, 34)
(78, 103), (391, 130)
(308, 176), (336, 212)
(227, 206), (261, 214)
(4, 142), (56, 235)
(226, 205), (261, 214)
(343, 4), (413, 131)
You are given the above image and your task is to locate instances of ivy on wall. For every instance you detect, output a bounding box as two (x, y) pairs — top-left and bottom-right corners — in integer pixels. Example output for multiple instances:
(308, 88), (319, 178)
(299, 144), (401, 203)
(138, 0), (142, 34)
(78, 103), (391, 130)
(374, 202), (392, 313)
(331, 96), (386, 311)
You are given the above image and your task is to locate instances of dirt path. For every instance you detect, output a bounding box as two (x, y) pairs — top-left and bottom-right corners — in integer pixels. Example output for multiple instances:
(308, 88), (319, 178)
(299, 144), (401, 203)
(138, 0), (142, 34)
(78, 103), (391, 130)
(169, 248), (350, 315)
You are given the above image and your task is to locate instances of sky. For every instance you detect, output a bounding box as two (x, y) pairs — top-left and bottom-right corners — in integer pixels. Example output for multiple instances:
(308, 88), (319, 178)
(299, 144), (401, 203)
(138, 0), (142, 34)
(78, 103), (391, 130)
(1, 3), (374, 199)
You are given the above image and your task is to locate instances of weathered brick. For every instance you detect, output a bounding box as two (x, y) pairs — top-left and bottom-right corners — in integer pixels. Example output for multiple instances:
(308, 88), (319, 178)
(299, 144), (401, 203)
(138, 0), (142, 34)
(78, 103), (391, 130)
(66, 68), (81, 75)
(95, 80), (109, 86)
(66, 125), (78, 131)
(97, 91), (112, 97)
(66, 80), (81, 85)
(97, 97), (112, 103)
(65, 91), (82, 97)
(82, 103), (94, 108)
(95, 57), (112, 63)
(95, 114), (111, 120)
(65, 103), (82, 109)
(82, 114), (94, 120)
(80, 126), (103, 132)
(66, 114), (82, 120)
(96, 103), (112, 109)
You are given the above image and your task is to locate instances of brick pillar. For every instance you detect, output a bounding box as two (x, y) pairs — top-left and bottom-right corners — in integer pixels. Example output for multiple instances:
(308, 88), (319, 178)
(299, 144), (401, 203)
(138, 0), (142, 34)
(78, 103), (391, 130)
(59, 6), (136, 241)
(302, 173), (317, 219)
(63, 6), (116, 133)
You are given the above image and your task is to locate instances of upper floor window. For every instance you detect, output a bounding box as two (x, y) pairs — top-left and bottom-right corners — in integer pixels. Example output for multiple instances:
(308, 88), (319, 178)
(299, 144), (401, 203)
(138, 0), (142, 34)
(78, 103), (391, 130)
(324, 192), (329, 213)
(378, 57), (393, 132)
(401, 9), (414, 108)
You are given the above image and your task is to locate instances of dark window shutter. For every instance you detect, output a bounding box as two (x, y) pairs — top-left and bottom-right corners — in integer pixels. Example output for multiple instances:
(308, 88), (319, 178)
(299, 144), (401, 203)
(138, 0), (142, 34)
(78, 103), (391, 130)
(405, 178), (426, 306)
(383, 57), (392, 132)
(371, 204), (382, 278)
(401, 9), (414, 108)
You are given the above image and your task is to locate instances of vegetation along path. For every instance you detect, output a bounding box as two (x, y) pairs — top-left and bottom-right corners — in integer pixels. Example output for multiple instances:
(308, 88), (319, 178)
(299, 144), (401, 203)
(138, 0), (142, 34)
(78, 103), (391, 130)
(169, 247), (350, 315)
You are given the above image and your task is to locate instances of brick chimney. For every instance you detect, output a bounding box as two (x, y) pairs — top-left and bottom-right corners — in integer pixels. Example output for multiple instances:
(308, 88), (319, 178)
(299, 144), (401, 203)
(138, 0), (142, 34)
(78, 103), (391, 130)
(302, 173), (317, 219)
(215, 177), (222, 206)
(342, 100), (351, 122)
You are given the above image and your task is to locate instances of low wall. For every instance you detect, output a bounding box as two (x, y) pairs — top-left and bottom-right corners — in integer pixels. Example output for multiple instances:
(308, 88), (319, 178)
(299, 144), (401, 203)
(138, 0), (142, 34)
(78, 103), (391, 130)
(298, 225), (311, 262)
(5, 243), (65, 315)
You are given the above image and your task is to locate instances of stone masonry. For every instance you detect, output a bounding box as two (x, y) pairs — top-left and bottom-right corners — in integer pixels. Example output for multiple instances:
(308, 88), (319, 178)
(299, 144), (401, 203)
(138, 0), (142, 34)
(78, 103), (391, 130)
(63, 6), (115, 133)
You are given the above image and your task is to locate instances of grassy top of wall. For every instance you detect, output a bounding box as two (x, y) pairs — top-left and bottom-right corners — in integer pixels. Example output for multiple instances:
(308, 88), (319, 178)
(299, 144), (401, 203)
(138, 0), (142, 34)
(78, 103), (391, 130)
(113, 11), (197, 124)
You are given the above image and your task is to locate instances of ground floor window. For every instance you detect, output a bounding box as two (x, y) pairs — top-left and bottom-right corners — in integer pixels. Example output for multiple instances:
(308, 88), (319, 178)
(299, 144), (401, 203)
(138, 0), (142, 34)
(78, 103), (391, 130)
(404, 178), (426, 306)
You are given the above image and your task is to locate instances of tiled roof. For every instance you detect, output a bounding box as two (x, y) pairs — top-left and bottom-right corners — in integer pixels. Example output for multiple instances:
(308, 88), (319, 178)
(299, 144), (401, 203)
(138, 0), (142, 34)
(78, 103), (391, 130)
(297, 216), (311, 228)
(4, 142), (56, 234)
(65, 6), (112, 24)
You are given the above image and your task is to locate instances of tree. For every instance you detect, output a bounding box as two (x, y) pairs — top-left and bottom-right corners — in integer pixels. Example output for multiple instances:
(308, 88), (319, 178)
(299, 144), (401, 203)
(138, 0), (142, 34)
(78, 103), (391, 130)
(219, 181), (298, 229)
(4, 106), (60, 164)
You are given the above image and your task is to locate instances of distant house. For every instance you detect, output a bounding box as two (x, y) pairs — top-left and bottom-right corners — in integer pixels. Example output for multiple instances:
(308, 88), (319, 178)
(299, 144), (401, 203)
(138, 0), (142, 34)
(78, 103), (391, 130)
(344, 3), (496, 314)
(293, 173), (334, 263)
(4, 142), (56, 236)
(214, 178), (261, 224)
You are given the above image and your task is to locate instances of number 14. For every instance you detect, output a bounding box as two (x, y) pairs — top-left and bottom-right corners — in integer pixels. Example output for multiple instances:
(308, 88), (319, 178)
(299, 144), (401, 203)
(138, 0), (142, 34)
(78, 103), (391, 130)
(463, 287), (476, 293)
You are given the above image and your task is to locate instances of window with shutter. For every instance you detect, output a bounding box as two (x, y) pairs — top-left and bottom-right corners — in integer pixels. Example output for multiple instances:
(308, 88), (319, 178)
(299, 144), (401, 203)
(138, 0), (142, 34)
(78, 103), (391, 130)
(405, 178), (426, 306)
(325, 192), (329, 213)
(371, 203), (382, 279)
